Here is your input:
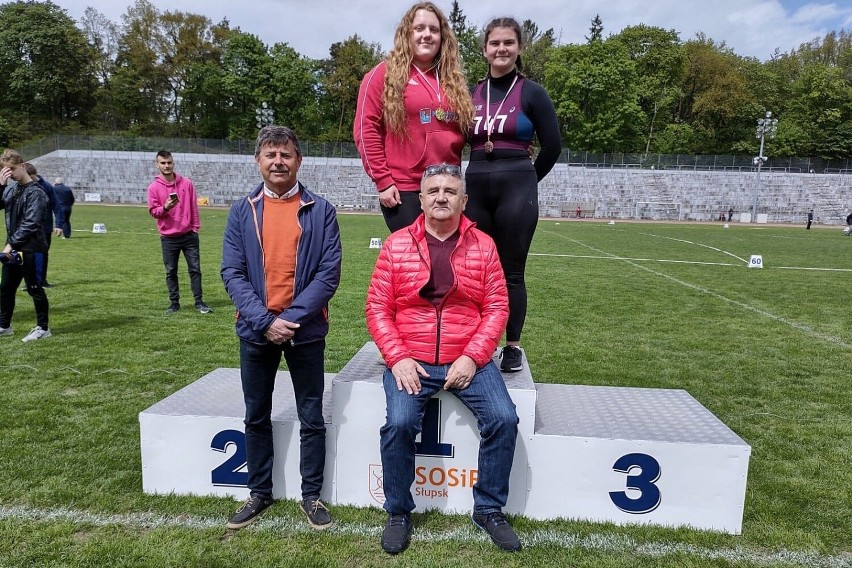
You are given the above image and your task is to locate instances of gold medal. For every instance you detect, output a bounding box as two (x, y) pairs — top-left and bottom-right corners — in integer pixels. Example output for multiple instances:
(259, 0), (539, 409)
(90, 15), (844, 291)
(485, 140), (494, 153)
(435, 108), (446, 121)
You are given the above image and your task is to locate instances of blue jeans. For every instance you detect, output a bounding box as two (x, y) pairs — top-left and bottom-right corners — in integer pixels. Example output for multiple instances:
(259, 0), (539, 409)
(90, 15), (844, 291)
(160, 232), (203, 305)
(239, 338), (327, 500)
(380, 361), (518, 515)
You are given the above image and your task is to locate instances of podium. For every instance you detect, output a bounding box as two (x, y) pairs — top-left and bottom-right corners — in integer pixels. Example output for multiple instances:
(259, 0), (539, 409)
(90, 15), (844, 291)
(139, 343), (750, 533)
(331, 342), (536, 515)
(139, 370), (336, 502)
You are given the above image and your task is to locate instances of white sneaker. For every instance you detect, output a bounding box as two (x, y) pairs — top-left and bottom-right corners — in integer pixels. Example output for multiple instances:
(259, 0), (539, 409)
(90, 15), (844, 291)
(22, 326), (51, 342)
(0, 326), (12, 337)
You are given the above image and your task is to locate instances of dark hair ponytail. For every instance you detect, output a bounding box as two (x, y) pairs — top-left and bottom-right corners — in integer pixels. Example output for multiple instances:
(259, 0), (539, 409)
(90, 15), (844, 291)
(483, 17), (524, 74)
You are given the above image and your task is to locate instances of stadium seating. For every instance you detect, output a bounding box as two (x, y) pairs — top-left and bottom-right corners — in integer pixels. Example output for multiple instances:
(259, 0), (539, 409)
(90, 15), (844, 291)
(32, 150), (851, 225)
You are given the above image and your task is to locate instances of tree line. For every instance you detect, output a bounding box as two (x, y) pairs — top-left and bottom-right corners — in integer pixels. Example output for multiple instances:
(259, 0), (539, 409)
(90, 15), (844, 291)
(1, 0), (850, 159)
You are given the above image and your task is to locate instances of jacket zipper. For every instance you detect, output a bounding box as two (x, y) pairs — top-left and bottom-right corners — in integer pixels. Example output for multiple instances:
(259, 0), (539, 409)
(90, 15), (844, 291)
(433, 308), (442, 364)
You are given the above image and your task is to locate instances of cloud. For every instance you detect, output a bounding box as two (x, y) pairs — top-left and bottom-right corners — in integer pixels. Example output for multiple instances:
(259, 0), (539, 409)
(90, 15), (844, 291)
(58, 0), (852, 62)
(789, 2), (845, 25)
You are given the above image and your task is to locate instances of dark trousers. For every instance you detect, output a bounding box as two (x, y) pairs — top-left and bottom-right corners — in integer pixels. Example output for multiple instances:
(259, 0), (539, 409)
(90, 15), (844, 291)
(239, 338), (327, 500)
(0, 252), (49, 329)
(42, 231), (51, 282)
(380, 191), (423, 233)
(160, 232), (203, 305)
(465, 158), (539, 343)
(58, 207), (72, 238)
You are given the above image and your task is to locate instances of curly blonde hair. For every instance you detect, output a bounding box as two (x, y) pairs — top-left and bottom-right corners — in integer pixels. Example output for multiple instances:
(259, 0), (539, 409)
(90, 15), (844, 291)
(383, 2), (473, 137)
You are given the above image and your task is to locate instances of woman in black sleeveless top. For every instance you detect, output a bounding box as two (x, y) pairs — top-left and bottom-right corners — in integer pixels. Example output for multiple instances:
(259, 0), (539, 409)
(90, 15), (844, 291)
(465, 17), (561, 373)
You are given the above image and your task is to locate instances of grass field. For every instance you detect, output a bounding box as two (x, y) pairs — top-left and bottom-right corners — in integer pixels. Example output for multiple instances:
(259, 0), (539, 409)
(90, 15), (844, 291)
(1, 205), (850, 567)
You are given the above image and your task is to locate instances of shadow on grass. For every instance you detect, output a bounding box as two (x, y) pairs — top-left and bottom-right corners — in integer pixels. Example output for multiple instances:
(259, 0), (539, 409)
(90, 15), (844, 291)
(42, 277), (124, 286)
(66, 315), (144, 334)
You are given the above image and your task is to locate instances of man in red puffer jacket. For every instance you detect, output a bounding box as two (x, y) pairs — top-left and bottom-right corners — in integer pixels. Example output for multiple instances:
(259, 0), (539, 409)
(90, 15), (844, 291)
(365, 163), (521, 555)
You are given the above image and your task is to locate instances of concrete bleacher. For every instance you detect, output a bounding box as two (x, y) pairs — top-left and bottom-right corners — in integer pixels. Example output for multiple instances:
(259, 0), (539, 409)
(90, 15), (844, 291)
(31, 150), (851, 225)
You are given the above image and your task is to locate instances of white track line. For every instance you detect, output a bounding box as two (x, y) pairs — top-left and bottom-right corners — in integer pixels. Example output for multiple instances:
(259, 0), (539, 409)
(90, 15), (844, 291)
(638, 232), (750, 264)
(637, 232), (852, 271)
(530, 253), (740, 267)
(538, 232), (852, 350)
(1, 506), (849, 567)
(774, 266), (852, 272)
(529, 253), (852, 273)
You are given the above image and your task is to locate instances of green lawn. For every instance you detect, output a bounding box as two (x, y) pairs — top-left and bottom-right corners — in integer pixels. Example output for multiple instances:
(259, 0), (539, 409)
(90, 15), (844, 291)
(1, 206), (850, 567)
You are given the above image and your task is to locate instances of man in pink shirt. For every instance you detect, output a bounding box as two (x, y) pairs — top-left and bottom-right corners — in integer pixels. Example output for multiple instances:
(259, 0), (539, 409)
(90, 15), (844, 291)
(147, 150), (211, 314)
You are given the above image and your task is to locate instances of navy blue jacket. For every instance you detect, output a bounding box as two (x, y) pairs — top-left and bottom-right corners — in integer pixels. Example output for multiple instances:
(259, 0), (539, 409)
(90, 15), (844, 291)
(53, 183), (75, 209)
(221, 182), (342, 345)
(35, 176), (61, 234)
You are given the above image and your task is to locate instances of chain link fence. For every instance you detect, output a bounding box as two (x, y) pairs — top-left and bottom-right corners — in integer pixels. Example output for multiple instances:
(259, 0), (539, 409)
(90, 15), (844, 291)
(18, 135), (852, 174)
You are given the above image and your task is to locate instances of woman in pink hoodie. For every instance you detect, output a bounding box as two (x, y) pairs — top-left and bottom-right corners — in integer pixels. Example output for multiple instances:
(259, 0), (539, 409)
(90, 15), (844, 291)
(354, 2), (473, 232)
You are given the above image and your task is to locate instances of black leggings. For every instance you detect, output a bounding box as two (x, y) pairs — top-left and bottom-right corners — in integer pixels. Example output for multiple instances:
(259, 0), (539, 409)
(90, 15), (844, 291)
(380, 191), (422, 233)
(465, 158), (538, 343)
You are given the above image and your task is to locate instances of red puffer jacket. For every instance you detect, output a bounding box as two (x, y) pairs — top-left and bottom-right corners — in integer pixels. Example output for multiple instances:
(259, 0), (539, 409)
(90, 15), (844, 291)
(366, 214), (508, 368)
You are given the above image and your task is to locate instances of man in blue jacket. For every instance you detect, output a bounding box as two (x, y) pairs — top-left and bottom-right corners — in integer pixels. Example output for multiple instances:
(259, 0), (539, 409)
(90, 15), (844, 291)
(221, 125), (342, 531)
(25, 164), (58, 287)
(52, 177), (75, 238)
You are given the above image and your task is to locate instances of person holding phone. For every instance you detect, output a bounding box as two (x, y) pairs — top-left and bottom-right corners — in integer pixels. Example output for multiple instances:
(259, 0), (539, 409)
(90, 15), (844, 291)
(147, 150), (211, 314)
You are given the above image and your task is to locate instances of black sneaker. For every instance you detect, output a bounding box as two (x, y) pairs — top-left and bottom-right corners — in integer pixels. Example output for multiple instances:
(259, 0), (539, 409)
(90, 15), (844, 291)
(381, 513), (412, 554)
(300, 497), (332, 529)
(41, 281), (54, 288)
(195, 302), (212, 314)
(472, 511), (522, 552)
(226, 495), (273, 529)
(500, 345), (523, 373)
(165, 303), (180, 314)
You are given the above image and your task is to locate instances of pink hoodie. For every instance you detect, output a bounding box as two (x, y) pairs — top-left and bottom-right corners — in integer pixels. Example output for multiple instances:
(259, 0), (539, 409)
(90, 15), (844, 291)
(354, 61), (466, 192)
(147, 173), (200, 237)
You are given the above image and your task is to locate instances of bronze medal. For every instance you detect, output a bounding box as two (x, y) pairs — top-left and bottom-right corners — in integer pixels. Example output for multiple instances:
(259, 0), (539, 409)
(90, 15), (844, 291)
(483, 75), (519, 156)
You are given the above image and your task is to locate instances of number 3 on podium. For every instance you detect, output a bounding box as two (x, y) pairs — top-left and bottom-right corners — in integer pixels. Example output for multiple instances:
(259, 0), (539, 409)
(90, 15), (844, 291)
(608, 453), (662, 514)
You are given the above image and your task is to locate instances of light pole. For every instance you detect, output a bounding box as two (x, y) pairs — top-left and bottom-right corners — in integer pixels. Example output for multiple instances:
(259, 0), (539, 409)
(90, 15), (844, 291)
(750, 111), (778, 223)
(255, 102), (274, 129)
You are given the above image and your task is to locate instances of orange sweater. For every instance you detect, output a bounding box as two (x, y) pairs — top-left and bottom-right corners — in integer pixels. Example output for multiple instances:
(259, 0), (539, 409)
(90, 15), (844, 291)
(262, 195), (301, 314)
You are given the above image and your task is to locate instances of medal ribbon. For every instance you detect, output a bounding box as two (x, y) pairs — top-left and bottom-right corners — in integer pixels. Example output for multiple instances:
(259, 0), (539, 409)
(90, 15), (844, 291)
(414, 65), (442, 104)
(485, 74), (519, 142)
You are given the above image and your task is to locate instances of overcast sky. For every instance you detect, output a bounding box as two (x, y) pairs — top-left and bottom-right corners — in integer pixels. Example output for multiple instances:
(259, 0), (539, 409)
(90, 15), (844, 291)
(55, 0), (852, 61)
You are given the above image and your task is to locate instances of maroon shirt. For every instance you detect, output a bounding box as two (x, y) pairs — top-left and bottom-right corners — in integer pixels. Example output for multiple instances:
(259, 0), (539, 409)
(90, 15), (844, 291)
(420, 230), (460, 307)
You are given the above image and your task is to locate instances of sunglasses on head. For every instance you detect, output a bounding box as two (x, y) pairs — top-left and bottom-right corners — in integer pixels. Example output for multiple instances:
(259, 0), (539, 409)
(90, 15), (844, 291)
(423, 163), (462, 178)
